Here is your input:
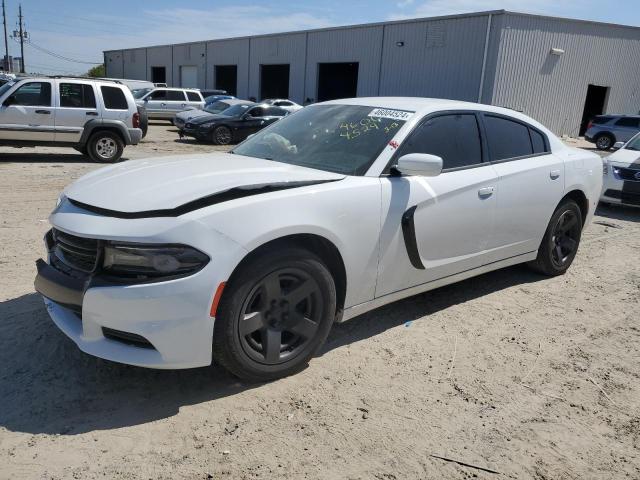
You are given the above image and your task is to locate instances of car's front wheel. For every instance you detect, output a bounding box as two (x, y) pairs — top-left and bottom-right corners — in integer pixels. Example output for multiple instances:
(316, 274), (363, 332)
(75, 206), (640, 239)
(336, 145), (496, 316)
(87, 131), (124, 162)
(528, 200), (583, 276)
(212, 126), (232, 145)
(213, 247), (336, 381)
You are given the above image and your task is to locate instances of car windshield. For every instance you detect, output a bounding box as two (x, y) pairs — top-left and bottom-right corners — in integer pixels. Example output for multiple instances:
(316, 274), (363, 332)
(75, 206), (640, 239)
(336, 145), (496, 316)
(132, 88), (152, 99)
(220, 104), (251, 117)
(232, 104), (410, 175)
(204, 101), (231, 114)
(0, 81), (15, 97)
(625, 133), (640, 151)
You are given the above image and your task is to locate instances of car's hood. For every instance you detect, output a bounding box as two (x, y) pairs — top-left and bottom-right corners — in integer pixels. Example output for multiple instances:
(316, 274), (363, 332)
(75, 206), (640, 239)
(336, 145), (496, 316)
(176, 109), (210, 121)
(189, 113), (235, 125)
(607, 148), (640, 167)
(63, 153), (345, 215)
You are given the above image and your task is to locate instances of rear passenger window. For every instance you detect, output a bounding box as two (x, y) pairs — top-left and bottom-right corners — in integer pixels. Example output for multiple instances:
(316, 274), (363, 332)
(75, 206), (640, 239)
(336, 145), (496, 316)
(186, 91), (201, 101)
(484, 115), (533, 161)
(397, 114), (483, 170)
(167, 90), (186, 101)
(100, 86), (129, 110)
(530, 128), (548, 154)
(614, 117), (640, 128)
(266, 107), (287, 116)
(60, 83), (96, 109)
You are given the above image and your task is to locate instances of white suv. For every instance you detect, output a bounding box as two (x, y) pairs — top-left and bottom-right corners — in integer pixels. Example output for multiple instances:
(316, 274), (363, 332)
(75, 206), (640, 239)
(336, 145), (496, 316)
(133, 87), (205, 120)
(0, 77), (142, 162)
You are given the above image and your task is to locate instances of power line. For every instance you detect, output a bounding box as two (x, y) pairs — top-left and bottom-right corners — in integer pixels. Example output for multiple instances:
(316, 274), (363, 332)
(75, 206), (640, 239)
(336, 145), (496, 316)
(25, 39), (102, 64)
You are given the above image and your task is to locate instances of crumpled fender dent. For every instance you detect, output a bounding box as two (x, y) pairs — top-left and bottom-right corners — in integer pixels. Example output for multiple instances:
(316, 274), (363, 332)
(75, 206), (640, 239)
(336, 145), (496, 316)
(66, 179), (344, 219)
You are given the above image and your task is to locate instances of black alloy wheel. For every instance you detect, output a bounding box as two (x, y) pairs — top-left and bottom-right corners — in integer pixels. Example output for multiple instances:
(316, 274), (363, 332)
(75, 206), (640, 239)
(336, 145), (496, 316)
(213, 247), (336, 381)
(213, 126), (232, 145)
(239, 268), (321, 365)
(550, 209), (581, 269)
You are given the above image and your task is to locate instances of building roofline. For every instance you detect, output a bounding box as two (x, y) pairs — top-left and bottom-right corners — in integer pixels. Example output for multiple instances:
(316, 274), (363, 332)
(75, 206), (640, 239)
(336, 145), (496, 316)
(103, 9), (640, 54)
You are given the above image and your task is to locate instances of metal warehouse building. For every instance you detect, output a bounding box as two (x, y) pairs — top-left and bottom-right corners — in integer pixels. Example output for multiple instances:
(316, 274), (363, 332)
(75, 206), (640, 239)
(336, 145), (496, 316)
(104, 10), (640, 137)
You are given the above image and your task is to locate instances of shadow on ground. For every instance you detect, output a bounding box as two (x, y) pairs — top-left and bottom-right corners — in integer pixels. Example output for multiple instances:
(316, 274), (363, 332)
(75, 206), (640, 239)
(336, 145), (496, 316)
(0, 265), (542, 436)
(0, 151), (117, 164)
(595, 203), (640, 223)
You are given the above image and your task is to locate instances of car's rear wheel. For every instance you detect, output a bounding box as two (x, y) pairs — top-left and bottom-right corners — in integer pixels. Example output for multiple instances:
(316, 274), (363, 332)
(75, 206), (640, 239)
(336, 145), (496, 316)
(87, 131), (124, 163)
(213, 247), (336, 381)
(595, 133), (614, 150)
(212, 126), (232, 145)
(528, 200), (583, 276)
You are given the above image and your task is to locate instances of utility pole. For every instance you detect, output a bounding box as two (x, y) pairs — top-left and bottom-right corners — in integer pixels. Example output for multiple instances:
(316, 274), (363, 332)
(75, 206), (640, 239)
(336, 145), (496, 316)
(17, 3), (23, 72)
(2, 0), (9, 72)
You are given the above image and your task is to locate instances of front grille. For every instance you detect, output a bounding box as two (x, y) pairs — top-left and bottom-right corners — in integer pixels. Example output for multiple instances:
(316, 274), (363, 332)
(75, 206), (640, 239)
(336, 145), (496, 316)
(604, 189), (640, 205)
(52, 228), (100, 274)
(614, 166), (640, 181)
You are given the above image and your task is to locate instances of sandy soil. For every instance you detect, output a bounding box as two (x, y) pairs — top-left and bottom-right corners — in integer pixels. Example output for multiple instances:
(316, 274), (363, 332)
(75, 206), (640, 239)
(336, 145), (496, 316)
(1, 125), (639, 480)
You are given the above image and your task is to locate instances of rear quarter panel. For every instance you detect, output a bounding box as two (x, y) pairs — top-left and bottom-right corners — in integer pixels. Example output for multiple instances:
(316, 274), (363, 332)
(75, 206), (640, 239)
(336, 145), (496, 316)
(559, 147), (602, 225)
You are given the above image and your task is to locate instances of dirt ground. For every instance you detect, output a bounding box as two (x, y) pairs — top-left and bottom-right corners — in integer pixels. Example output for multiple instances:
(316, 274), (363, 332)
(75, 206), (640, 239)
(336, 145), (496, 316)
(1, 124), (639, 480)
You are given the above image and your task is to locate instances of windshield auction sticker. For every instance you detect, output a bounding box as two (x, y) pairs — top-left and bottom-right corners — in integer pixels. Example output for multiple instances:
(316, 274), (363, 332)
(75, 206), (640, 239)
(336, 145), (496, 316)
(368, 108), (414, 121)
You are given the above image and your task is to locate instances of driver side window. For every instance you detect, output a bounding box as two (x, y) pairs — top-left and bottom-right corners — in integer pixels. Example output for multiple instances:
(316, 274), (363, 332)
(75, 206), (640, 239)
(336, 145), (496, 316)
(10, 82), (52, 107)
(247, 107), (264, 118)
(394, 113), (483, 172)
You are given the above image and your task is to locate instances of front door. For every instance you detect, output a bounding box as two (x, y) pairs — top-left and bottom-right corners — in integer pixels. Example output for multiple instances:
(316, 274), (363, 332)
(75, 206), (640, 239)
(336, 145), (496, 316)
(144, 89), (168, 117)
(164, 90), (188, 117)
(0, 80), (55, 141)
(376, 112), (498, 297)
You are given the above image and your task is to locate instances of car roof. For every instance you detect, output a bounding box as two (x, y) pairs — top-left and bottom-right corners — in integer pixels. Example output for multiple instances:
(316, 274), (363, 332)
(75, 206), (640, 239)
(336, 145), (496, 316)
(215, 99), (253, 106)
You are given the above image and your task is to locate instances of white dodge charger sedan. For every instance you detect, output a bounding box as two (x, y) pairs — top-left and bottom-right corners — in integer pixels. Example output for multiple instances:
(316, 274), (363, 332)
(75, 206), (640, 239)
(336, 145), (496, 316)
(35, 98), (602, 381)
(601, 132), (640, 207)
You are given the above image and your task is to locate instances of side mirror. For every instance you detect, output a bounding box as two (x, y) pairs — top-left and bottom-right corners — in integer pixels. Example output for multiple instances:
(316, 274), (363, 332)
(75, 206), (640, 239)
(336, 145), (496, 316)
(395, 153), (443, 177)
(613, 141), (625, 150)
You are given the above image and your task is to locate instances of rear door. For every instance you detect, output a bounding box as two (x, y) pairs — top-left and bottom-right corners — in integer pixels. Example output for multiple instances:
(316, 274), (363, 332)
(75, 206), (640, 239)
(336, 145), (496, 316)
(613, 117), (640, 142)
(0, 80), (55, 141)
(483, 113), (564, 260)
(54, 80), (98, 143)
(185, 90), (204, 110)
(376, 112), (499, 296)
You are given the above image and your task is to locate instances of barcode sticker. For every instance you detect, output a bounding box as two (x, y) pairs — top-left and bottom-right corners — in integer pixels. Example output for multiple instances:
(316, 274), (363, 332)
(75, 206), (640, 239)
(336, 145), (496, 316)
(368, 108), (414, 121)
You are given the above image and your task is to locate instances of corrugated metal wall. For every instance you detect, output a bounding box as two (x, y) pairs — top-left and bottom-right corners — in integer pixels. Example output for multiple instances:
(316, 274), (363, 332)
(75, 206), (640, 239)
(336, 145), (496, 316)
(206, 38), (250, 99)
(490, 13), (640, 136)
(379, 14), (490, 101)
(105, 12), (640, 136)
(248, 33), (307, 102)
(305, 25), (384, 101)
(172, 42), (207, 88)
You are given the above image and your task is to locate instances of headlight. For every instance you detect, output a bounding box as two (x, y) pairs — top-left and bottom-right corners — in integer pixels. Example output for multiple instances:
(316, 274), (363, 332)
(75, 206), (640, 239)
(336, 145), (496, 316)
(103, 243), (209, 279)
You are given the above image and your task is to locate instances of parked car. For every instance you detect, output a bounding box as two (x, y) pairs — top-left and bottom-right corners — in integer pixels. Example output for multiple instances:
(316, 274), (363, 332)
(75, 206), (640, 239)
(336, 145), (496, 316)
(584, 114), (640, 150)
(200, 89), (228, 97)
(134, 87), (204, 120)
(182, 103), (288, 144)
(0, 72), (15, 86)
(601, 132), (640, 207)
(261, 98), (303, 113)
(174, 99), (253, 131)
(35, 97), (602, 381)
(0, 76), (142, 162)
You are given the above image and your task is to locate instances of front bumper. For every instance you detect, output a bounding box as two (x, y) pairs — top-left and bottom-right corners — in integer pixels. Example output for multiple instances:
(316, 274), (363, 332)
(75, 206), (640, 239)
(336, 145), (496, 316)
(600, 165), (640, 207)
(35, 201), (248, 369)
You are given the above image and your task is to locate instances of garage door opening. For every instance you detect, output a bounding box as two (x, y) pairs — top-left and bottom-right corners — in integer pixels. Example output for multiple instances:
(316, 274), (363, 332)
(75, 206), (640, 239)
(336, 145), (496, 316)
(180, 65), (198, 88)
(260, 64), (290, 100)
(579, 84), (609, 136)
(317, 62), (359, 102)
(215, 65), (238, 96)
(151, 66), (166, 84)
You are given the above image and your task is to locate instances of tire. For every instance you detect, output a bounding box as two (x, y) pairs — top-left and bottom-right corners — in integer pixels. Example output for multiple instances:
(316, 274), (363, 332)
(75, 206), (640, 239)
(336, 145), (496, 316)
(528, 200), (583, 276)
(594, 133), (614, 151)
(138, 107), (148, 139)
(212, 126), (232, 145)
(213, 247), (337, 381)
(87, 131), (124, 163)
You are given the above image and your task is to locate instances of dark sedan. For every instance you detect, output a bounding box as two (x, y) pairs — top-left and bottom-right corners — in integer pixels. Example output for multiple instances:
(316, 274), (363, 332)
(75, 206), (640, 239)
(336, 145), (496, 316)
(182, 104), (289, 145)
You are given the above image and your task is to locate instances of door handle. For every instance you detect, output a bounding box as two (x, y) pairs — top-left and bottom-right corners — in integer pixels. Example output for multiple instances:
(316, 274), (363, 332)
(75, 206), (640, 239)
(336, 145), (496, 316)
(161, 103), (166, 107)
(35, 110), (51, 115)
(181, 103), (186, 107)
(550, 170), (561, 180)
(86, 111), (98, 116)
(478, 186), (495, 198)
